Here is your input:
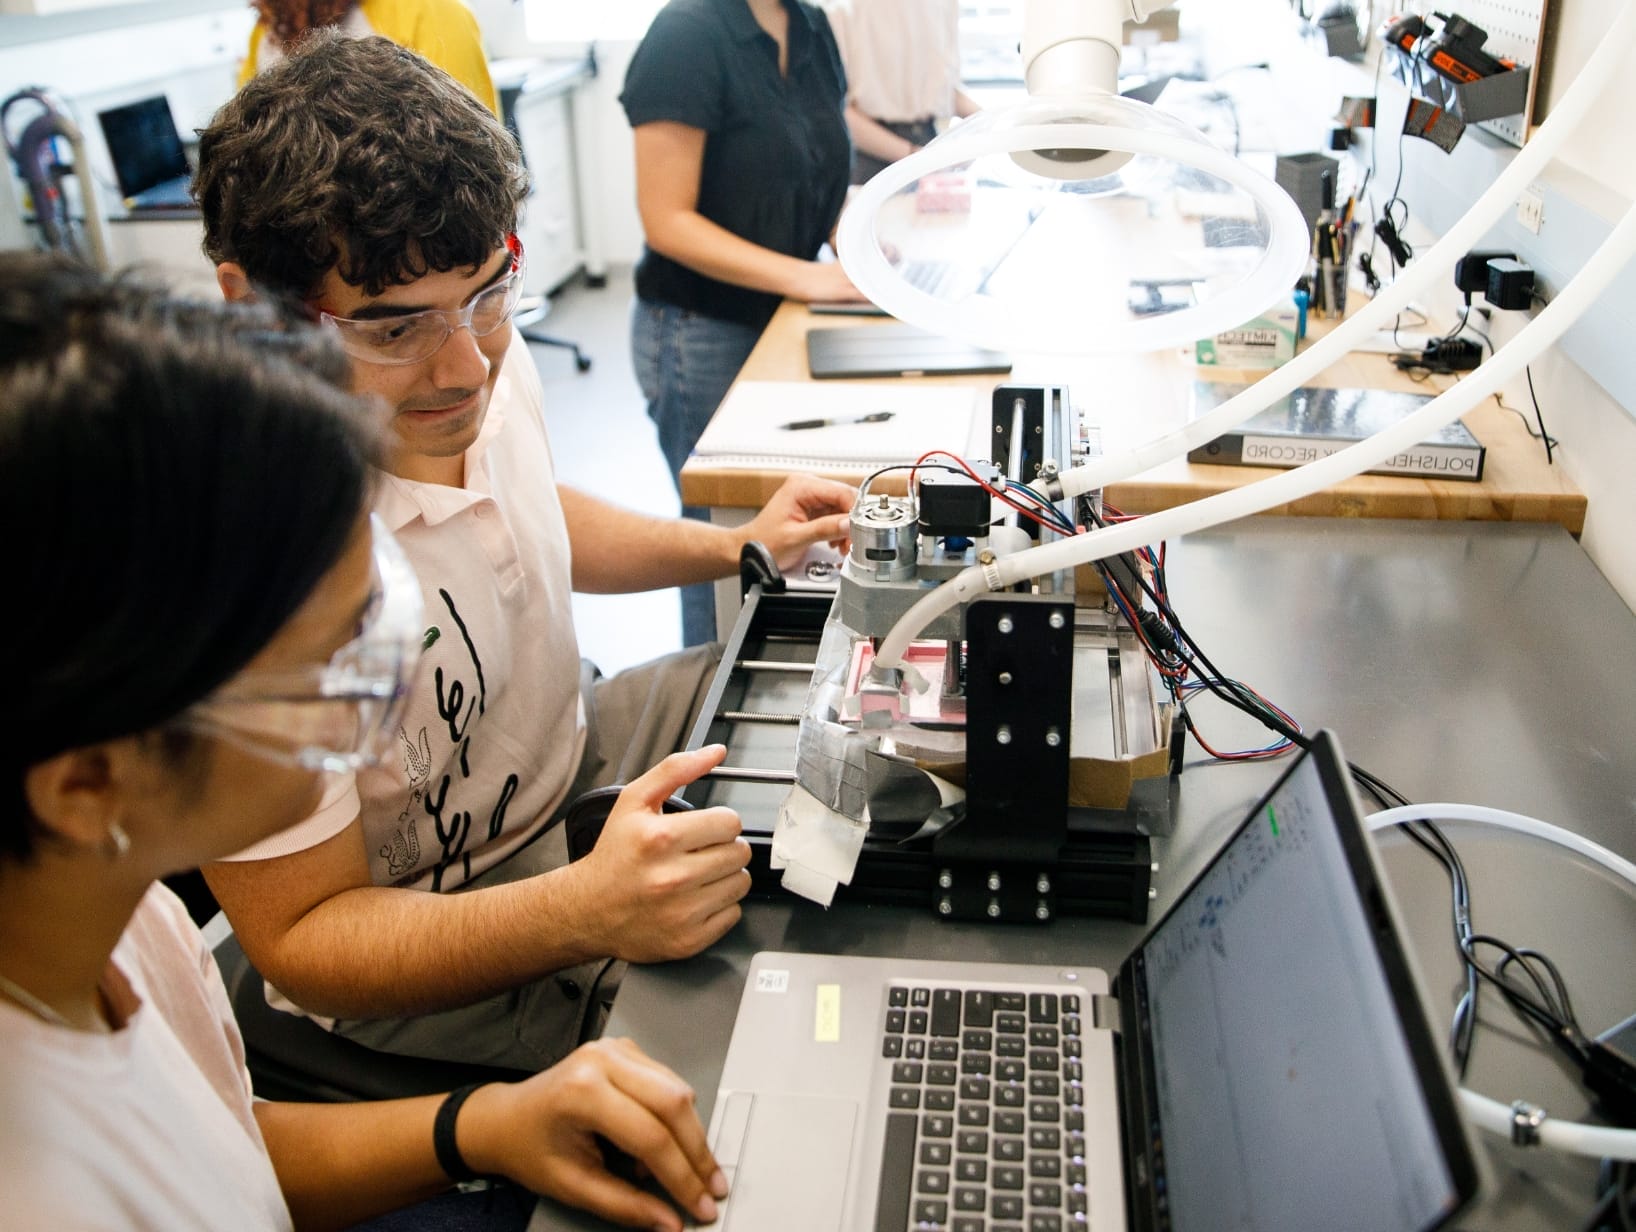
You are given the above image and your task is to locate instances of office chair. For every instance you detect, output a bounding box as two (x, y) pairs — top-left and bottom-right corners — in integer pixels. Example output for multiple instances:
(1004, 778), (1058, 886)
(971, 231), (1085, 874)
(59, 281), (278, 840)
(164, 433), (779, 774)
(515, 292), (592, 372)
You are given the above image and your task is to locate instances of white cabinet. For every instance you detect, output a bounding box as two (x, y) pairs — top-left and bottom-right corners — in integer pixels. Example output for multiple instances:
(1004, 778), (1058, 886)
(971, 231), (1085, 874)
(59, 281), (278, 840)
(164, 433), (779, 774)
(511, 87), (581, 295)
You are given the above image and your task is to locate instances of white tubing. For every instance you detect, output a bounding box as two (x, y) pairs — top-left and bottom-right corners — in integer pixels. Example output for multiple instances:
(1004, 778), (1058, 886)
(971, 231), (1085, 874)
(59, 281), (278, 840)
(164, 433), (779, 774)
(873, 196), (1636, 668)
(1367, 802), (1636, 1160)
(1365, 803), (1636, 887)
(1460, 1090), (1636, 1159)
(1051, 0), (1636, 499)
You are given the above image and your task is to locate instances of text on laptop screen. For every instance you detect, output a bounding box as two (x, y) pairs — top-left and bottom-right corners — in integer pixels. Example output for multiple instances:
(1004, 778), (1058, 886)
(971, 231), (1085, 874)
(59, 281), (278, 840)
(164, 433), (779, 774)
(96, 97), (189, 199)
(1142, 754), (1460, 1231)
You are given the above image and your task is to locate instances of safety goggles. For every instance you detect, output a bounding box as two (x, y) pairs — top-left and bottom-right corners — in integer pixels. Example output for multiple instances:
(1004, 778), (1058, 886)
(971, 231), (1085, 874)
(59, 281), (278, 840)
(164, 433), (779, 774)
(177, 516), (425, 772)
(318, 239), (527, 366)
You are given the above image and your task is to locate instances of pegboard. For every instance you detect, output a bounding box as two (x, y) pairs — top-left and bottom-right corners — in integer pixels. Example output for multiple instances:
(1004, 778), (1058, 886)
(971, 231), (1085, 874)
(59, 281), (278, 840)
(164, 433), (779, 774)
(1416, 0), (1550, 146)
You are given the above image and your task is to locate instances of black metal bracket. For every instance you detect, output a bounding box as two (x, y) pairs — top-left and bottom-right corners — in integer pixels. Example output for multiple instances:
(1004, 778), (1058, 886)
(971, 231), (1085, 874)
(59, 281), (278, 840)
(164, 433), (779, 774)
(932, 593), (1075, 922)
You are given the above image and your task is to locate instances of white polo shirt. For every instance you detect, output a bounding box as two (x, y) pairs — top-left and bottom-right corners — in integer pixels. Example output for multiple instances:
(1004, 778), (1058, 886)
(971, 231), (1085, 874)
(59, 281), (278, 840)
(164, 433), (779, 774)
(227, 337), (587, 893)
(824, 0), (962, 124)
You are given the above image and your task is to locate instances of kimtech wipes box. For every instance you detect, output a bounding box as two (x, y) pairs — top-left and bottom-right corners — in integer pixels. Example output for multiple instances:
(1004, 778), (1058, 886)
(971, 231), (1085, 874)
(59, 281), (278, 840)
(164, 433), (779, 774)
(1195, 302), (1299, 368)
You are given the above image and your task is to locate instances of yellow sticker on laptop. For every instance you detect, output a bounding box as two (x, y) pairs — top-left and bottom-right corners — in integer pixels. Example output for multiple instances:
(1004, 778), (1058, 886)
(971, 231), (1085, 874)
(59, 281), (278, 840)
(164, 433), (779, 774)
(814, 984), (842, 1042)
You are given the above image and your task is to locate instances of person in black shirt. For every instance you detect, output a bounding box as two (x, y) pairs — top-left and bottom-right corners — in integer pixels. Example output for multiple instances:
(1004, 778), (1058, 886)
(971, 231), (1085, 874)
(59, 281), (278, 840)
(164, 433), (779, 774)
(622, 0), (864, 645)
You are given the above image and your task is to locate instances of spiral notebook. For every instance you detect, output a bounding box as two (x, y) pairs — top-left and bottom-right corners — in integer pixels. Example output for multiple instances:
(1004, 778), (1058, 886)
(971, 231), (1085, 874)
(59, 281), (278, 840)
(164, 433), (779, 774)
(691, 381), (989, 471)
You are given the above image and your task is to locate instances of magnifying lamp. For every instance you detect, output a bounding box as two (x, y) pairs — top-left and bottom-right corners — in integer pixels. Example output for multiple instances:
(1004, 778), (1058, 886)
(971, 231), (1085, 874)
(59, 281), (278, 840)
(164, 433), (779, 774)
(836, 0), (1310, 355)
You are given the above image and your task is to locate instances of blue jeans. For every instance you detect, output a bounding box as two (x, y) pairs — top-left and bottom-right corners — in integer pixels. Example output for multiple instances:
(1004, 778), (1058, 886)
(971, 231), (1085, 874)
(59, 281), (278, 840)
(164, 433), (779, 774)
(631, 298), (765, 646)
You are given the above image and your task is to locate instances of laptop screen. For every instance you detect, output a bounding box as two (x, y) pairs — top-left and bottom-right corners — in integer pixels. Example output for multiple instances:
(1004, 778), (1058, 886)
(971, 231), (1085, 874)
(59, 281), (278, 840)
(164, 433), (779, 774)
(96, 96), (190, 199)
(1133, 735), (1475, 1231)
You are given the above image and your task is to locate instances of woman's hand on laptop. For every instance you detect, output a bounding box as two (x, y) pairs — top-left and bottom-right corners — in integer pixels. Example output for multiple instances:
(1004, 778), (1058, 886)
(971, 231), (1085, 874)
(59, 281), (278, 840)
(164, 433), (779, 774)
(459, 1037), (728, 1229)
(795, 259), (869, 304)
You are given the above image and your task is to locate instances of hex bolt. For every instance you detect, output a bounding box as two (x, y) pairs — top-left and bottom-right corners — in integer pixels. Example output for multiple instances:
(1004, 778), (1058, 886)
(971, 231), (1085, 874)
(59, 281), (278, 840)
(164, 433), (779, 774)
(998, 671), (1013, 685)
(996, 725), (1012, 745)
(1048, 611), (1066, 629)
(1036, 901), (1052, 921)
(997, 615), (1015, 635)
(986, 872), (1002, 892)
(939, 896), (955, 916)
(987, 899), (1003, 919)
(938, 868), (954, 889)
(1036, 874), (1052, 895)
(1045, 727), (1062, 748)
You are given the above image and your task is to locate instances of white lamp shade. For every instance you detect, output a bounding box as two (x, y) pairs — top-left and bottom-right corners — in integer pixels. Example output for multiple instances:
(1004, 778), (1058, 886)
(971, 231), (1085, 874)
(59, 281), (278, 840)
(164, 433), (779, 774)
(836, 93), (1310, 355)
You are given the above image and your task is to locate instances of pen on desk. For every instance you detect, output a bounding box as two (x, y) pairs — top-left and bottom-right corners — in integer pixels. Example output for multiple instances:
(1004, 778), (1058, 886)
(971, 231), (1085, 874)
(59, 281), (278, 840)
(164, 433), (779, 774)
(780, 410), (895, 431)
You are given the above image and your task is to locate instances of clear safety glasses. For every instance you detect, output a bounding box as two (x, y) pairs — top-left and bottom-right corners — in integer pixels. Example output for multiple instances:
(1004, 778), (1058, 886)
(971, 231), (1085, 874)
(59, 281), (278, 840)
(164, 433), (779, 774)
(319, 243), (528, 366)
(177, 516), (425, 772)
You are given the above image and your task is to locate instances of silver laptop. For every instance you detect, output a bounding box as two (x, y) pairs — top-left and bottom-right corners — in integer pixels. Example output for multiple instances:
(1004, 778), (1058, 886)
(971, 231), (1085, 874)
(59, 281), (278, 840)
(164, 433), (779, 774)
(705, 731), (1480, 1231)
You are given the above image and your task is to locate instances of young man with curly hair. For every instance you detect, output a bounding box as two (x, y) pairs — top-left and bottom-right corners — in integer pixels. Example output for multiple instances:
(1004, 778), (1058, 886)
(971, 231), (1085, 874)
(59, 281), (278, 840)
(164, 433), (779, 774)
(195, 31), (857, 1072)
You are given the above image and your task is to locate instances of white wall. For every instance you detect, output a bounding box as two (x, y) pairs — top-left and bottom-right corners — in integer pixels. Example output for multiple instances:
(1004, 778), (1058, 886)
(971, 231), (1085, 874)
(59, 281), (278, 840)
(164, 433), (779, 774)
(1386, 0), (1636, 612)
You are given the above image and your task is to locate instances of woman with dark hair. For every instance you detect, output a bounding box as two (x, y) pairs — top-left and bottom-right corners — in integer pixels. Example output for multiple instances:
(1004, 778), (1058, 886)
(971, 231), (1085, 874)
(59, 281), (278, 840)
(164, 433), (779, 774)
(237, 0), (499, 114)
(0, 252), (725, 1231)
(622, 0), (866, 645)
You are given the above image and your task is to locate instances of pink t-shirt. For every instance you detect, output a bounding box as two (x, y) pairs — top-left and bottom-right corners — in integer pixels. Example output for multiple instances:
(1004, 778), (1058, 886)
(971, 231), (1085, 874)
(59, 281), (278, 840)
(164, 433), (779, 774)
(0, 885), (291, 1230)
(225, 335), (587, 893)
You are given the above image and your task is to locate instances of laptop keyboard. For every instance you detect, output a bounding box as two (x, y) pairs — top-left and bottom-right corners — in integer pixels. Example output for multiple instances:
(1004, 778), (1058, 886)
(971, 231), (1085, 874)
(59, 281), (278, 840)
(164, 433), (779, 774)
(876, 985), (1089, 1232)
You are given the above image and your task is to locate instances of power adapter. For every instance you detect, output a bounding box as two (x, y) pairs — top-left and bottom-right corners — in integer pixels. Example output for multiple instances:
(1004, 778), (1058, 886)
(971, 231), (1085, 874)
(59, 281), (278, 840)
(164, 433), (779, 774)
(1453, 249), (1515, 296)
(1422, 337), (1482, 369)
(1486, 257), (1536, 311)
(1585, 1011), (1636, 1129)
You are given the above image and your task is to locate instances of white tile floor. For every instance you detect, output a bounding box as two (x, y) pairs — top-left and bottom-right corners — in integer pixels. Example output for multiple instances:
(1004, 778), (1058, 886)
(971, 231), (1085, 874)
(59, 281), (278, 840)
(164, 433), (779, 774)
(525, 265), (685, 675)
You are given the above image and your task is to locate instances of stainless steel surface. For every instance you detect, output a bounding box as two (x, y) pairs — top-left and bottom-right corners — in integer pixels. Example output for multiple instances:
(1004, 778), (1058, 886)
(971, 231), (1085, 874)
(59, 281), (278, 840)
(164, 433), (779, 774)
(541, 520), (1636, 1230)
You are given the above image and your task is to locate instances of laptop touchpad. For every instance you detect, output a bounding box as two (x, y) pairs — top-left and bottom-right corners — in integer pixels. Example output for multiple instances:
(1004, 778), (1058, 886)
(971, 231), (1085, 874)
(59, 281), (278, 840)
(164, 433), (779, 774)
(714, 1092), (856, 1230)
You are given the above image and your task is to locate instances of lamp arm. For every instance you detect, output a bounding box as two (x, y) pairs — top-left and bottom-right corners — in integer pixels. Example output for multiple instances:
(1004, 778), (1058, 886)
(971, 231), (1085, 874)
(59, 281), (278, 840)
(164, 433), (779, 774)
(1023, 0), (1178, 96)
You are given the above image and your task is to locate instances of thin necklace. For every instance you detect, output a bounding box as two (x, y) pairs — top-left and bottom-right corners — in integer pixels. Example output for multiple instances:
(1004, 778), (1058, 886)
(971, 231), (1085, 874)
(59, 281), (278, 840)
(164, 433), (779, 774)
(0, 970), (75, 1029)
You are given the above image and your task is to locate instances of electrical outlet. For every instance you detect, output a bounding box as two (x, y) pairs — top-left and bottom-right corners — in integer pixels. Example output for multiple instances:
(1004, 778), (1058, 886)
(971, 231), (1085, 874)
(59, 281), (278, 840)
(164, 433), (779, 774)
(1518, 188), (1545, 234)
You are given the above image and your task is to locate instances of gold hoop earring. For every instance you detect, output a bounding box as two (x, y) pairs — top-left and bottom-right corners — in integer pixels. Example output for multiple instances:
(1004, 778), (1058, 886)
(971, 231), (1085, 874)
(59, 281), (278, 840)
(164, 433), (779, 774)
(103, 822), (131, 862)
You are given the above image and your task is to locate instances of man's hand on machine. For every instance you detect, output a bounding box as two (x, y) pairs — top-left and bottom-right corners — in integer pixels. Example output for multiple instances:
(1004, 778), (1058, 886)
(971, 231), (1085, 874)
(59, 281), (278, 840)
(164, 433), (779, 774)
(740, 473), (856, 571)
(567, 745), (752, 963)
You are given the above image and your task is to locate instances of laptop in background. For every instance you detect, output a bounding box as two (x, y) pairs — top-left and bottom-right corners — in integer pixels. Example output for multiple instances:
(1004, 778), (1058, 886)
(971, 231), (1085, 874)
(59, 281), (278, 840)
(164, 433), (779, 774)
(809, 300), (892, 317)
(96, 96), (194, 211)
(807, 323), (1011, 380)
(703, 730), (1480, 1231)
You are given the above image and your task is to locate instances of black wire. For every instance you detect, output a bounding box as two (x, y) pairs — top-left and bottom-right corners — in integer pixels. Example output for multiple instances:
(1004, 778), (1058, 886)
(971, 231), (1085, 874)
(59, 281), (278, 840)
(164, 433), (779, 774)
(1392, 812), (1480, 1073)
(1079, 502), (1303, 751)
(1442, 299), (1472, 342)
(859, 461), (964, 497)
(1494, 394), (1557, 446)
(1583, 1181), (1620, 1232)
(1526, 365), (1555, 464)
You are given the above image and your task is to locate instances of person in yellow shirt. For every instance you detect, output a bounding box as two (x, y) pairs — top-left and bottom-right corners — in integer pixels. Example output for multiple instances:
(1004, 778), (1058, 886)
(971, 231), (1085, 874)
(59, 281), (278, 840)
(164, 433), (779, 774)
(238, 0), (499, 115)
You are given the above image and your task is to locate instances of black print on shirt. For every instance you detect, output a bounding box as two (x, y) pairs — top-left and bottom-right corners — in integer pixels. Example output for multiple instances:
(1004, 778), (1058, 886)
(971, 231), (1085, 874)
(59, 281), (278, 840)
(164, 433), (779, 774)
(380, 727), (431, 879)
(416, 588), (520, 892)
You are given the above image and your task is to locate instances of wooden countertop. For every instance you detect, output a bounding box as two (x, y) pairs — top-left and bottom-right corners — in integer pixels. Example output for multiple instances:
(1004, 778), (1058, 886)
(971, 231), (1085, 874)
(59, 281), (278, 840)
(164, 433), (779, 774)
(679, 300), (1586, 534)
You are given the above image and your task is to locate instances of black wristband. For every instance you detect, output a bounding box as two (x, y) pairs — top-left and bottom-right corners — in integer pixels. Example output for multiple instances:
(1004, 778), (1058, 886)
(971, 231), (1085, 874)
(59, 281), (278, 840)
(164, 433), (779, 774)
(433, 1083), (485, 1183)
